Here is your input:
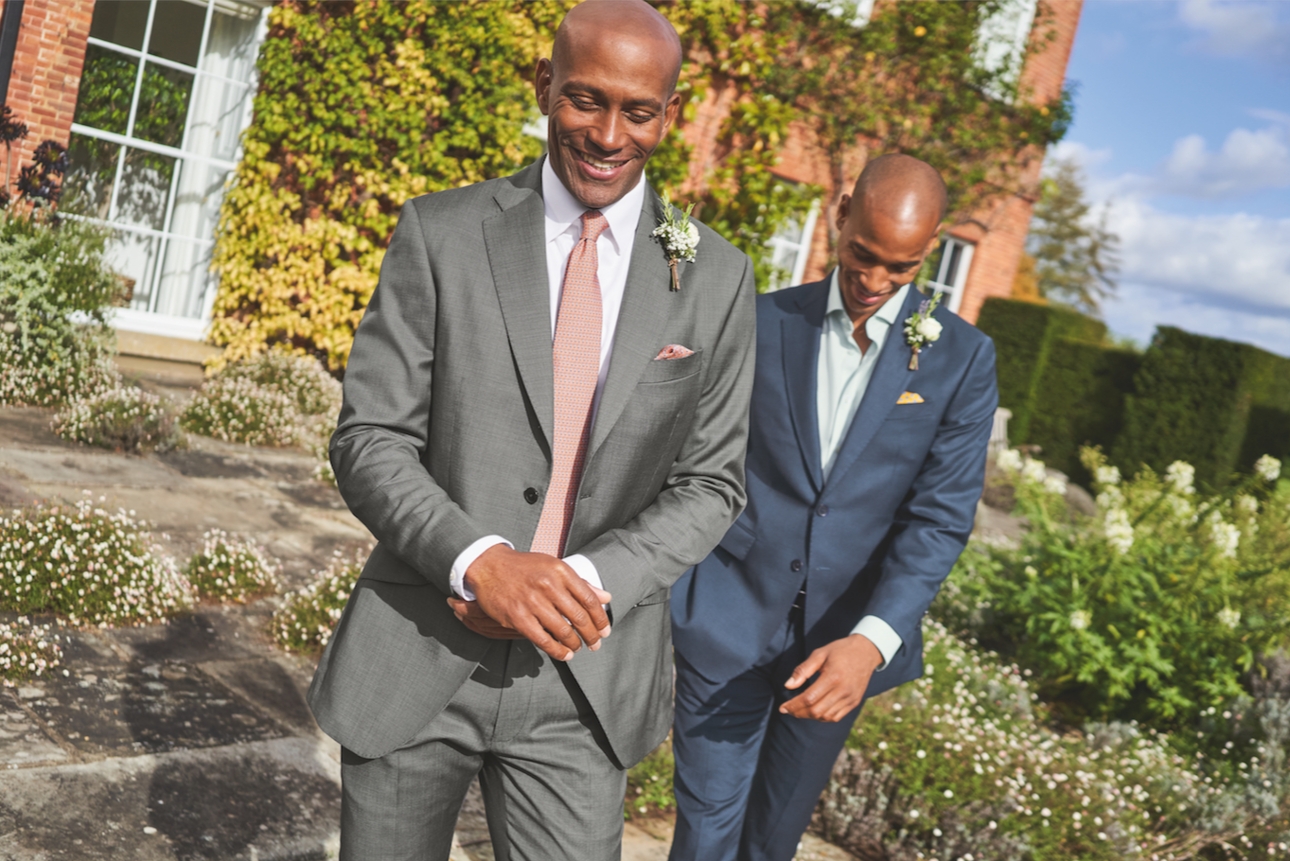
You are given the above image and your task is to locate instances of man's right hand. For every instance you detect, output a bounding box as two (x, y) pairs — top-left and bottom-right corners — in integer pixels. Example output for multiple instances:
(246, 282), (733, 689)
(458, 544), (612, 662)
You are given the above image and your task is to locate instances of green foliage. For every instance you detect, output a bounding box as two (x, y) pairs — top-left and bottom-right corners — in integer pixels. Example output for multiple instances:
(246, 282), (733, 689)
(0, 207), (123, 406)
(625, 736), (675, 820)
(975, 298), (1107, 443)
(210, 1), (568, 369)
(271, 546), (368, 654)
(939, 447), (1290, 730)
(0, 497), (195, 627)
(180, 351), (341, 450)
(1026, 157), (1120, 315)
(52, 385), (182, 453)
(185, 529), (280, 604)
(0, 618), (63, 685)
(1025, 338), (1140, 483)
(1114, 328), (1290, 490)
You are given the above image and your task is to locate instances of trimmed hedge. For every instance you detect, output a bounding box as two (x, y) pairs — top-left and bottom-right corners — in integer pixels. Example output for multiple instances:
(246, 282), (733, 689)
(1113, 327), (1290, 489)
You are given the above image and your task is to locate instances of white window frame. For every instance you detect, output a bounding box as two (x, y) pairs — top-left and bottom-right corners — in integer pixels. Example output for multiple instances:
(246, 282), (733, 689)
(764, 198), (821, 292)
(69, 0), (269, 338)
(925, 235), (975, 314)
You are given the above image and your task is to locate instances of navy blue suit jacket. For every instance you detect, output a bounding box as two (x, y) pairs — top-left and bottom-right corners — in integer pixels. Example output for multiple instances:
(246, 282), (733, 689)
(671, 276), (998, 696)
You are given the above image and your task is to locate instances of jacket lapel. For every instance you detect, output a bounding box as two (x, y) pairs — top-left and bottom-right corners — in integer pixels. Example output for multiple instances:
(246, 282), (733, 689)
(822, 286), (923, 492)
(782, 279), (830, 495)
(483, 163), (554, 448)
(587, 187), (672, 458)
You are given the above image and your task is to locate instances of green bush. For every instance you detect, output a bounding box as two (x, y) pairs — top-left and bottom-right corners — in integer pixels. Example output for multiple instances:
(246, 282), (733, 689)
(185, 529), (280, 604)
(0, 496), (195, 627)
(271, 545), (367, 653)
(51, 385), (182, 452)
(180, 351), (341, 450)
(0, 617), (63, 685)
(1114, 327), (1290, 490)
(974, 298), (1109, 445)
(0, 208), (123, 407)
(625, 737), (675, 820)
(938, 447), (1290, 730)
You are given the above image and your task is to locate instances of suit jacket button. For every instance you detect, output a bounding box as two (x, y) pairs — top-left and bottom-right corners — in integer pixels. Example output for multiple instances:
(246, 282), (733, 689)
(524, 487), (539, 504)
(816, 505), (829, 517)
(790, 559), (803, 572)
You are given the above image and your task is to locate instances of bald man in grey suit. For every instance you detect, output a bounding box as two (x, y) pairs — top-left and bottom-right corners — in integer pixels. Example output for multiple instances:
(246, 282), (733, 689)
(306, 3), (756, 859)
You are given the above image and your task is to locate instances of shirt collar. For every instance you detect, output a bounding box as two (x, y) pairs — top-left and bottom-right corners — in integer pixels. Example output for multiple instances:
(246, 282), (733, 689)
(541, 155), (645, 254)
(826, 269), (911, 335)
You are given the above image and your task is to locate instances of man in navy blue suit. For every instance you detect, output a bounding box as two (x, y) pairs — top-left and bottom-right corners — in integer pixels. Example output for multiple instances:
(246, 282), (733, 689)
(668, 154), (998, 861)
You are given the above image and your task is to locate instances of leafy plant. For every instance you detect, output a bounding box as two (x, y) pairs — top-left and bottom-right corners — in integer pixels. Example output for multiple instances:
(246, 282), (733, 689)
(0, 495), (194, 627)
(271, 545), (369, 653)
(625, 737), (676, 820)
(185, 529), (280, 604)
(0, 617), (63, 685)
(52, 385), (182, 453)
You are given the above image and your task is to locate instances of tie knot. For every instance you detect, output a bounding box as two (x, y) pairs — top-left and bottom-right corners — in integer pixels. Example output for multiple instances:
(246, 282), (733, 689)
(580, 210), (608, 243)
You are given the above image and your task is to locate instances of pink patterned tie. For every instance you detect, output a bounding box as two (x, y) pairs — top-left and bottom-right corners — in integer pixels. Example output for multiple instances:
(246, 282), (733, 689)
(531, 211), (607, 557)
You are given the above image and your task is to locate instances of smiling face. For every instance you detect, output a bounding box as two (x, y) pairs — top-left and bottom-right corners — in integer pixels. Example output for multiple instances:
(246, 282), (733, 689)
(535, 13), (681, 210)
(833, 190), (942, 326)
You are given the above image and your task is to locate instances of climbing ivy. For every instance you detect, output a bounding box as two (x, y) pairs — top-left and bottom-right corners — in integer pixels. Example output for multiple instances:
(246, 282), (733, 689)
(211, 0), (1068, 368)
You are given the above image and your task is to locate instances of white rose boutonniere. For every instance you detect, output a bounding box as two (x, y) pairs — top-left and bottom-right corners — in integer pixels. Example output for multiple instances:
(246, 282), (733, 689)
(652, 192), (699, 292)
(903, 291), (944, 370)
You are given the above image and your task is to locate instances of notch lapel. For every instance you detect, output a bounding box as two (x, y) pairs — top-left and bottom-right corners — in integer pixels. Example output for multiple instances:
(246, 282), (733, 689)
(483, 166), (554, 448)
(782, 280), (830, 495)
(587, 188), (673, 458)
(822, 287), (923, 492)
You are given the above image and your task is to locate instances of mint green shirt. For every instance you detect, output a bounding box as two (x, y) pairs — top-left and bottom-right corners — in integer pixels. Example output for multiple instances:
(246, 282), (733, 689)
(815, 270), (910, 667)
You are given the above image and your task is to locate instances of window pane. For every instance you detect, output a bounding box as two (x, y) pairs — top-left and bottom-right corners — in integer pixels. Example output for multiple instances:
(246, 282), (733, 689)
(73, 45), (138, 135)
(156, 236), (215, 318)
(186, 75), (250, 164)
(203, 4), (261, 81)
(106, 231), (164, 313)
(167, 159), (229, 243)
(116, 148), (176, 231)
(134, 63), (193, 148)
(89, 0), (149, 51)
(148, 0), (207, 68)
(64, 134), (120, 221)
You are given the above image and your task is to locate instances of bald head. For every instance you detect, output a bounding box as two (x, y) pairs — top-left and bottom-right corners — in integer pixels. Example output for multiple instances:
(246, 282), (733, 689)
(850, 153), (949, 230)
(553, 0), (683, 94)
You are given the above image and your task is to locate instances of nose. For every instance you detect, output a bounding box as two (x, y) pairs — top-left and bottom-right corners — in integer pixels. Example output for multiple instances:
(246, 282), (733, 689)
(857, 265), (892, 293)
(584, 109), (625, 154)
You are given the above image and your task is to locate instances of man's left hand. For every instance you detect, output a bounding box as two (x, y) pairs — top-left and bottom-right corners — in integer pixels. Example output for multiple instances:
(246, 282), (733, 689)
(447, 597), (526, 639)
(780, 634), (882, 722)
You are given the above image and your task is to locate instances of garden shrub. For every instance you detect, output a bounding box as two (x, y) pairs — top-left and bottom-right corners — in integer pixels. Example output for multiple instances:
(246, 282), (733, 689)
(626, 737), (675, 820)
(180, 351), (340, 450)
(185, 529), (280, 604)
(0, 495), (194, 627)
(0, 207), (123, 407)
(0, 617), (62, 685)
(975, 298), (1109, 445)
(51, 385), (182, 453)
(1115, 327), (1290, 490)
(939, 447), (1290, 730)
(271, 545), (368, 653)
(812, 621), (1288, 861)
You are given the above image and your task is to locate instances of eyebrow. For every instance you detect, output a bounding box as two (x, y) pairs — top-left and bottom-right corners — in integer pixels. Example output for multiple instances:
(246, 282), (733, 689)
(850, 240), (922, 268)
(562, 81), (664, 112)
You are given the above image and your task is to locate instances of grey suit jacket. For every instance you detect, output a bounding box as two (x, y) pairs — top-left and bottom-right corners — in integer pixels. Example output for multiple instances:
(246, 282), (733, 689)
(307, 161), (756, 766)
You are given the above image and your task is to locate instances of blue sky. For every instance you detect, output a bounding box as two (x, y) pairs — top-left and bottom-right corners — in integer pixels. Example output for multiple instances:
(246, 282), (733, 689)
(1053, 0), (1290, 355)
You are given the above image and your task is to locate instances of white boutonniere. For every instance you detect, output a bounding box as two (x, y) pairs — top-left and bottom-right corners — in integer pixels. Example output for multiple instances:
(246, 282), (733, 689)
(652, 193), (699, 292)
(903, 291), (944, 370)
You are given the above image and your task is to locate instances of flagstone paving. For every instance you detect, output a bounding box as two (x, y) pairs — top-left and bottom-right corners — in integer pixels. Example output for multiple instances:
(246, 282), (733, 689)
(0, 404), (864, 860)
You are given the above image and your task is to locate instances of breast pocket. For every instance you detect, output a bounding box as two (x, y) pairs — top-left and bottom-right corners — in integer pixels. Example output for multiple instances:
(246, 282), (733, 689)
(636, 350), (703, 385)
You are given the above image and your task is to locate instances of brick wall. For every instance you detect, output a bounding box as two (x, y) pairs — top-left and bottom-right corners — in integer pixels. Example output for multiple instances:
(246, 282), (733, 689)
(1, 0), (94, 192)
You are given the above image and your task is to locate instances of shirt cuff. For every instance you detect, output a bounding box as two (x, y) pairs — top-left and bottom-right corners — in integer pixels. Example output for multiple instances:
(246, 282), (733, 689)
(450, 535), (513, 600)
(563, 554), (603, 592)
(851, 615), (902, 671)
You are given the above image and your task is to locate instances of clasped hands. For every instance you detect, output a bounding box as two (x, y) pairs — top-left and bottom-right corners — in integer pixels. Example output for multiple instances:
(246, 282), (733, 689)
(447, 544), (611, 663)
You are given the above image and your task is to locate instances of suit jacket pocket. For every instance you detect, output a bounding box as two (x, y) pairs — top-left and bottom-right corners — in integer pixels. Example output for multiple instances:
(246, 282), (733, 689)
(637, 350), (703, 384)
(717, 516), (756, 561)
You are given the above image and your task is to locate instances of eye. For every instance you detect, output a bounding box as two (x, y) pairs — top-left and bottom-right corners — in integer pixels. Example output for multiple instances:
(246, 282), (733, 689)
(569, 95), (596, 110)
(626, 111), (655, 124)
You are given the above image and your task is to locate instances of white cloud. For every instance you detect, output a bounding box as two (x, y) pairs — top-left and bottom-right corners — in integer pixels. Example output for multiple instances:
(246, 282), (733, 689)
(1177, 0), (1290, 65)
(1104, 281), (1290, 358)
(1155, 124), (1290, 198)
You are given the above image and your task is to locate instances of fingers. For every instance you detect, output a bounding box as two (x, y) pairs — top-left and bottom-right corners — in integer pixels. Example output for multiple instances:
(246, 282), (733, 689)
(784, 648), (828, 691)
(448, 599), (524, 639)
(551, 578), (611, 650)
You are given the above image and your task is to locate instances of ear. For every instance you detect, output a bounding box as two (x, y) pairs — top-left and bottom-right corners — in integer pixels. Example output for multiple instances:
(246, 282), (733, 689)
(835, 194), (852, 233)
(534, 58), (553, 115)
(661, 91), (682, 134)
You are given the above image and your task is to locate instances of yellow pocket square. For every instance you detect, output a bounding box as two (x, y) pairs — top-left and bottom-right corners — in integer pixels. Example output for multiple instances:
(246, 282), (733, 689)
(896, 391), (924, 405)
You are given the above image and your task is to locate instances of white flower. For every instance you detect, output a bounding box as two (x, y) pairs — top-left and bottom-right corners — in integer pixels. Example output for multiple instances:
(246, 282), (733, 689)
(1069, 610), (1092, 631)
(1217, 607), (1241, 629)
(1095, 464), (1121, 486)
(1209, 517), (1240, 559)
(1104, 508), (1134, 555)
(996, 449), (1023, 472)
(1235, 495), (1258, 516)
(1022, 459), (1047, 484)
(1044, 474), (1067, 496)
(915, 317), (943, 341)
(1254, 454), (1281, 483)
(1165, 461), (1195, 494)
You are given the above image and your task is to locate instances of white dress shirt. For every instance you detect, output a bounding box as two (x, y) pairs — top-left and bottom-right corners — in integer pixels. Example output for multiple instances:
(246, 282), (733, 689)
(816, 270), (909, 669)
(449, 157), (646, 599)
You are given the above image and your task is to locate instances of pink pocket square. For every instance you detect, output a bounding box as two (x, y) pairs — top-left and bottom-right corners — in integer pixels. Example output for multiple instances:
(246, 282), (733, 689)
(654, 344), (695, 360)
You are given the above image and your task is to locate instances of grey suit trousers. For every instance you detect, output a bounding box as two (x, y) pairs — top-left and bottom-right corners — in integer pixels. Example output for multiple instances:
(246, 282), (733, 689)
(339, 634), (627, 861)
